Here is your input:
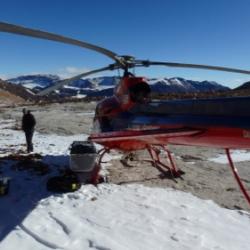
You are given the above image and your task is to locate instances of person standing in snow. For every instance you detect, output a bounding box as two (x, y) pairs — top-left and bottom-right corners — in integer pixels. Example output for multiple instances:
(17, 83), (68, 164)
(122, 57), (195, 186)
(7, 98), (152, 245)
(22, 108), (36, 153)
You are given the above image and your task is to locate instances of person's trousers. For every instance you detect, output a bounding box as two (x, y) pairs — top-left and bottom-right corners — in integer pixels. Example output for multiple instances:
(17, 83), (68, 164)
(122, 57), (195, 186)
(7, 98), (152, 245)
(24, 129), (34, 152)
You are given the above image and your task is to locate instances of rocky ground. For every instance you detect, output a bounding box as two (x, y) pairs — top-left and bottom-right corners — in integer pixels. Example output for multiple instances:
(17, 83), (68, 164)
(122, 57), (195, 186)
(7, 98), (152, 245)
(0, 101), (250, 212)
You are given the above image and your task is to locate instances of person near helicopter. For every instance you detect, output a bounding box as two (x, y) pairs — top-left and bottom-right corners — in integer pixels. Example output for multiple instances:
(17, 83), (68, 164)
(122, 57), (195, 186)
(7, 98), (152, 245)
(22, 108), (36, 153)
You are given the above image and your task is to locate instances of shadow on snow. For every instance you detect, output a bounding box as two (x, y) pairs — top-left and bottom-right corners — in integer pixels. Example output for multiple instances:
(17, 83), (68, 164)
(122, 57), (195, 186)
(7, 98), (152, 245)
(0, 154), (69, 242)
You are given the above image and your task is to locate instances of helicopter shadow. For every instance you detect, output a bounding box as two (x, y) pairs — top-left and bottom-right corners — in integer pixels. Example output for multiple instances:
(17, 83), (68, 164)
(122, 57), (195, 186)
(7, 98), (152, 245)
(0, 154), (69, 243)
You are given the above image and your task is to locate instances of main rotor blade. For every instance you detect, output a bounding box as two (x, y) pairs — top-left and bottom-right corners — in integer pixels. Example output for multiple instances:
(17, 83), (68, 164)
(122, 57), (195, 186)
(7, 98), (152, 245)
(38, 65), (114, 96)
(140, 61), (250, 75)
(0, 22), (124, 65)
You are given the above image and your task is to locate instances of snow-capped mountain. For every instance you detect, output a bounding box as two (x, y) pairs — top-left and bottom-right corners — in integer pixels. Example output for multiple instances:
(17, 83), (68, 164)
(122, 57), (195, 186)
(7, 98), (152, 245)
(7, 74), (60, 90)
(7, 74), (229, 97)
(148, 77), (228, 93)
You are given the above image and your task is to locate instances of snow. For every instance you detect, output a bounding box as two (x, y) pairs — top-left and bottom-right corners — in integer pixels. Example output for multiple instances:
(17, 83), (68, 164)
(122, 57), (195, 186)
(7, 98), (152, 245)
(71, 94), (87, 99)
(63, 85), (81, 90)
(23, 83), (44, 89)
(148, 78), (171, 85)
(209, 150), (250, 164)
(170, 78), (185, 86)
(0, 119), (250, 250)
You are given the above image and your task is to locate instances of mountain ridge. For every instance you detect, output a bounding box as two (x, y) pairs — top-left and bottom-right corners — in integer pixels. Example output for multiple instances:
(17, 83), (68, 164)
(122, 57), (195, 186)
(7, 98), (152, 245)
(7, 74), (230, 97)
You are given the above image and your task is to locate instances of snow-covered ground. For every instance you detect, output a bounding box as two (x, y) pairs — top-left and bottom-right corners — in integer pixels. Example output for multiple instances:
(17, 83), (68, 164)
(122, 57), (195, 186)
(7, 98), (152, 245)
(0, 119), (250, 250)
(209, 150), (250, 164)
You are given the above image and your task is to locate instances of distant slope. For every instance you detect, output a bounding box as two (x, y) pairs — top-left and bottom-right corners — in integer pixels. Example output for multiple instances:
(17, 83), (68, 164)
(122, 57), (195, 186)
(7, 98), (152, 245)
(0, 79), (36, 106)
(0, 87), (24, 106)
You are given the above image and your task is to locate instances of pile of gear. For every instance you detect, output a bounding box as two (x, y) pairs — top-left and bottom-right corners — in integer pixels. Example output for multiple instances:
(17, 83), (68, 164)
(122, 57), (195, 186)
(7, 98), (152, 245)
(0, 141), (104, 196)
(46, 141), (102, 193)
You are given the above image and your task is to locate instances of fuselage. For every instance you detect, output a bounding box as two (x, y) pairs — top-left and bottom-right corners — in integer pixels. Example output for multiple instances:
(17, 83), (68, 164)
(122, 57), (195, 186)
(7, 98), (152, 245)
(90, 96), (250, 151)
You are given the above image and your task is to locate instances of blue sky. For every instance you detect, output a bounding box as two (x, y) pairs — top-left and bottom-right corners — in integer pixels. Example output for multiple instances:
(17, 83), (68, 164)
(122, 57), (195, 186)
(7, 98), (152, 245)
(1, 0), (250, 88)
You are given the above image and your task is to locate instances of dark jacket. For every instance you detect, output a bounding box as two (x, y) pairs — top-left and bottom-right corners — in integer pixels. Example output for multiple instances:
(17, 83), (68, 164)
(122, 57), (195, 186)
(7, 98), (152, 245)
(22, 113), (36, 131)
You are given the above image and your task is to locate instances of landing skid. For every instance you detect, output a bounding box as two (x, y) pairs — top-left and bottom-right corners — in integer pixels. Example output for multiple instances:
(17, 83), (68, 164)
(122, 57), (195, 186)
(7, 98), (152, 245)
(225, 148), (250, 207)
(96, 145), (185, 183)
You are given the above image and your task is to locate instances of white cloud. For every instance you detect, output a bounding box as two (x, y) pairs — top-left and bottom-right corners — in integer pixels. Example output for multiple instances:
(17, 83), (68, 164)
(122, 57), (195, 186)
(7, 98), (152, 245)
(56, 66), (90, 79)
(224, 77), (249, 88)
(234, 78), (248, 83)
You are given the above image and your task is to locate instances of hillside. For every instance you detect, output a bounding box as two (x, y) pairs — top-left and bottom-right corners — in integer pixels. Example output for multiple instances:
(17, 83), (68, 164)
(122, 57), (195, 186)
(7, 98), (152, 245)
(0, 79), (37, 104)
(0, 89), (24, 107)
(0, 80), (25, 106)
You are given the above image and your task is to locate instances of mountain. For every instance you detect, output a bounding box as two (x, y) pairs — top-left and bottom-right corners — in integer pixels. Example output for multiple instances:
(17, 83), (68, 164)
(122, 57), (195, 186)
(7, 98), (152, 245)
(148, 77), (229, 93)
(70, 76), (120, 89)
(7, 74), (230, 97)
(7, 74), (60, 92)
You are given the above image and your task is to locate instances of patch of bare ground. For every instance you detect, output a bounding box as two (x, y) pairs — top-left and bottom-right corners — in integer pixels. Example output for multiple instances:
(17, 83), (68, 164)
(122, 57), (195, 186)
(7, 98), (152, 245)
(106, 146), (250, 212)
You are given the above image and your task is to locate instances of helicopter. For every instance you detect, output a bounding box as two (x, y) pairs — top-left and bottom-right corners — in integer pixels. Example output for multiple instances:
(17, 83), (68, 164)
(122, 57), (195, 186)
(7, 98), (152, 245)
(1, 22), (250, 206)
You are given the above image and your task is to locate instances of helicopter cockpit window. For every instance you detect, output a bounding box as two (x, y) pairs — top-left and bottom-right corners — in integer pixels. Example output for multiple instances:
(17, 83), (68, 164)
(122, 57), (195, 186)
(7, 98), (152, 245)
(129, 82), (151, 104)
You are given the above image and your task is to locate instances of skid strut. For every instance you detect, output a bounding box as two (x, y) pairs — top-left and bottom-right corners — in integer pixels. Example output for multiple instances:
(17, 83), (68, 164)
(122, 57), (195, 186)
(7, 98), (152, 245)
(147, 145), (181, 178)
(225, 148), (250, 207)
(96, 147), (111, 166)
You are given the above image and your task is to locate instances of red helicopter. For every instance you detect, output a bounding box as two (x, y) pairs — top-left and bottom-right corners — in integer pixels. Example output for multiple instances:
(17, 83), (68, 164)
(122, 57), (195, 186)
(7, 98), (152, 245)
(1, 22), (250, 206)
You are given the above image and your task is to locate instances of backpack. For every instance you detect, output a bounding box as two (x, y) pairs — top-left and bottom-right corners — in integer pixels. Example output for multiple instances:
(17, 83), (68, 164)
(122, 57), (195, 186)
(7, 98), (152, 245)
(46, 170), (81, 193)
